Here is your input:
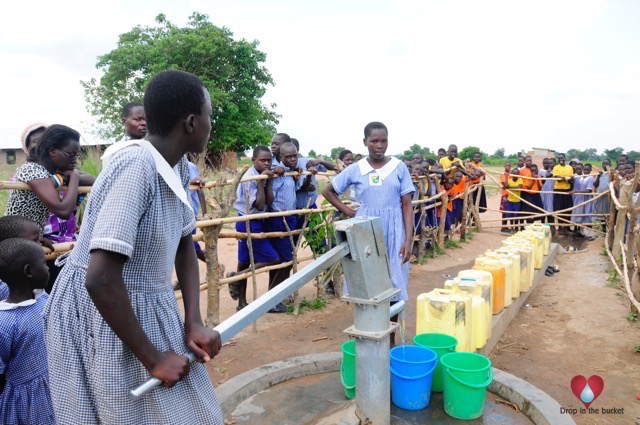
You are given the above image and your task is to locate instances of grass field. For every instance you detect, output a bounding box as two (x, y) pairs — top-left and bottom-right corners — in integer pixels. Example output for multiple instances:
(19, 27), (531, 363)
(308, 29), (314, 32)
(482, 165), (504, 197)
(0, 162), (14, 215)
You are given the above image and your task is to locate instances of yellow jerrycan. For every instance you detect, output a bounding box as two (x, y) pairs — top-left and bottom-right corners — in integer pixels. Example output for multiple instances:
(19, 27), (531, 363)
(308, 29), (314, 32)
(478, 253), (513, 308)
(512, 231), (544, 270)
(416, 288), (474, 352)
(502, 239), (534, 292)
(494, 247), (522, 298)
(444, 278), (490, 349)
(528, 222), (551, 256)
(457, 269), (494, 326)
(472, 258), (505, 315)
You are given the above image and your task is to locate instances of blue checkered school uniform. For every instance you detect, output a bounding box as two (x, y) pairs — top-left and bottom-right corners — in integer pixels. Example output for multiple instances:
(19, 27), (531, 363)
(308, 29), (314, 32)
(266, 171), (297, 261)
(295, 157), (326, 209)
(234, 167), (279, 264)
(330, 158), (415, 301)
(271, 154), (283, 168)
(187, 161), (204, 254)
(0, 293), (55, 425)
(572, 174), (594, 225)
(539, 169), (555, 212)
(43, 146), (223, 424)
(0, 281), (8, 300)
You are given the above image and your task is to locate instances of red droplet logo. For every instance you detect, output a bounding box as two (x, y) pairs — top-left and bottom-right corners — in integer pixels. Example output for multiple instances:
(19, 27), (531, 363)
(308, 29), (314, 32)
(570, 375), (604, 408)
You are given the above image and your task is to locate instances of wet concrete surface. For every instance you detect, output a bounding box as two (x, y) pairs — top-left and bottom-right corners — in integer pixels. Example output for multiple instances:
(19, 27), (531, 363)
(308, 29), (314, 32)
(227, 371), (532, 424)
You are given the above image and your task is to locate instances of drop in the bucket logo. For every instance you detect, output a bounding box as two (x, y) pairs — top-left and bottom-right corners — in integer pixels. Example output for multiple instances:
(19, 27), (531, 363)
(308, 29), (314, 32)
(570, 375), (604, 408)
(560, 375), (625, 417)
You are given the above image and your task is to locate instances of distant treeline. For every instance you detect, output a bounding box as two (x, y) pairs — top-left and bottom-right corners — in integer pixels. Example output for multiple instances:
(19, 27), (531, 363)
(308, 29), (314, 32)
(307, 145), (638, 166)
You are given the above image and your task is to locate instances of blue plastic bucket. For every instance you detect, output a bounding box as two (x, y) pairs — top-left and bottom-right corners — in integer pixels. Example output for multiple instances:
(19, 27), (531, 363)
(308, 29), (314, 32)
(390, 345), (438, 410)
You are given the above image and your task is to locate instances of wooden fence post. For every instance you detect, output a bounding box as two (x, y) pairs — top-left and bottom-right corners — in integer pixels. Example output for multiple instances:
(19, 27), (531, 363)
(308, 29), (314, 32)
(204, 166), (248, 327)
(203, 224), (223, 327)
(418, 177), (427, 259)
(612, 179), (634, 260)
(461, 179), (469, 240)
(607, 177), (617, 251)
(625, 162), (640, 312)
(438, 192), (448, 249)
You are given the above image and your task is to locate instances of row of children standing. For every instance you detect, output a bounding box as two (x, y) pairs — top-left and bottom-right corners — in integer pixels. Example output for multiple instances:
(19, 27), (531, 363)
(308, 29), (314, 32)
(230, 134), (336, 312)
(499, 153), (626, 240)
(408, 144), (487, 243)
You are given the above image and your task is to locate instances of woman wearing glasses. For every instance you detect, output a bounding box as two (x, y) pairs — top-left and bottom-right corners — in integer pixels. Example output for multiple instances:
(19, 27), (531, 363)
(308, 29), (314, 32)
(4, 124), (92, 238)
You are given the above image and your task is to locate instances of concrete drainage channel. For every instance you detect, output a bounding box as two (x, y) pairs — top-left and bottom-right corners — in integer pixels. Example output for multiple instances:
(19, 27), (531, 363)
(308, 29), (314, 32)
(216, 243), (574, 425)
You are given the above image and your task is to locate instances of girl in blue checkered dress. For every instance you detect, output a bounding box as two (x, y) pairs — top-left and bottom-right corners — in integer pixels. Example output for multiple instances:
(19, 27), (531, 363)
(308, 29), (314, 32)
(323, 122), (415, 301)
(0, 238), (55, 424)
(322, 122), (415, 345)
(43, 71), (223, 424)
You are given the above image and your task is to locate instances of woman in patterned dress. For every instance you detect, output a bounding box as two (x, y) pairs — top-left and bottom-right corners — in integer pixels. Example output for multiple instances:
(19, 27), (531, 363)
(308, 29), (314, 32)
(4, 125), (85, 237)
(322, 121), (415, 346)
(43, 70), (223, 424)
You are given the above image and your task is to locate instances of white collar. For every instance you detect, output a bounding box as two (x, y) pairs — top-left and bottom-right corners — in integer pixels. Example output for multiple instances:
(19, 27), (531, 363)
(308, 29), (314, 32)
(0, 289), (45, 310)
(357, 157), (401, 181)
(101, 140), (191, 209)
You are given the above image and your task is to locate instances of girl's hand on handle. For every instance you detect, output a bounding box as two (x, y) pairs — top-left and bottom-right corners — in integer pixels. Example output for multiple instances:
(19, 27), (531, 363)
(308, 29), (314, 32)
(344, 207), (357, 218)
(148, 351), (191, 388)
(189, 177), (205, 190)
(185, 323), (222, 363)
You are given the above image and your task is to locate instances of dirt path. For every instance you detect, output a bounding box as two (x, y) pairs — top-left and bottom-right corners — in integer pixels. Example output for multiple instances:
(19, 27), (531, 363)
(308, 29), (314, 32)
(490, 239), (640, 425)
(185, 193), (640, 424)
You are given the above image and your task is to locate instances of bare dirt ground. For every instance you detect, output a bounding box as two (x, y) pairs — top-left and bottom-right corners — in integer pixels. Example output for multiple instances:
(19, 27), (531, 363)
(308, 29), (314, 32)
(184, 193), (640, 424)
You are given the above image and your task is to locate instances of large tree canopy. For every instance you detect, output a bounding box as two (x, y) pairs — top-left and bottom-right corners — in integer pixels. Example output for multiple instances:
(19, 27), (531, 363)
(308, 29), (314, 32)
(459, 146), (485, 161)
(82, 12), (279, 152)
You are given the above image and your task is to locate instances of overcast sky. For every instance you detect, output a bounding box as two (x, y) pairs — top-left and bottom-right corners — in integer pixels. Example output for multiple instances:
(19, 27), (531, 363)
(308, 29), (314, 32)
(1, 0), (638, 157)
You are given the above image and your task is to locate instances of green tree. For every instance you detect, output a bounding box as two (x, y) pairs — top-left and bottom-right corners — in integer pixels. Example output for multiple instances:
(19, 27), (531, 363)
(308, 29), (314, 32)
(626, 150), (640, 163)
(330, 146), (347, 159)
(82, 12), (278, 154)
(308, 149), (318, 158)
(603, 147), (624, 162)
(566, 148), (599, 162)
(492, 148), (505, 159)
(459, 146), (485, 161)
(401, 144), (432, 160)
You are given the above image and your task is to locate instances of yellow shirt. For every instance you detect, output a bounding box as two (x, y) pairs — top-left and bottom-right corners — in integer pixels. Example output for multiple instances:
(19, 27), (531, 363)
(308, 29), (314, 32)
(439, 157), (462, 177)
(552, 164), (574, 190)
(506, 177), (523, 203)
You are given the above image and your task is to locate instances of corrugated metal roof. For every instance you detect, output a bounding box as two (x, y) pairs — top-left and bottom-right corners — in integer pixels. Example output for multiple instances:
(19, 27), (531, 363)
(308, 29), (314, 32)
(0, 127), (112, 150)
(531, 147), (556, 152)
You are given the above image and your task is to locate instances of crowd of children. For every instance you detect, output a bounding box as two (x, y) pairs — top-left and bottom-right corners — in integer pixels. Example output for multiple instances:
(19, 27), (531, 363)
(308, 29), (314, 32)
(498, 153), (636, 240)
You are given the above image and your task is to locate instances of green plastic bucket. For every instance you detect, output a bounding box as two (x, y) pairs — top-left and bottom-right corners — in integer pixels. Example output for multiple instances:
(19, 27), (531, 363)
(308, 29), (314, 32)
(440, 352), (493, 420)
(340, 340), (356, 399)
(412, 333), (458, 392)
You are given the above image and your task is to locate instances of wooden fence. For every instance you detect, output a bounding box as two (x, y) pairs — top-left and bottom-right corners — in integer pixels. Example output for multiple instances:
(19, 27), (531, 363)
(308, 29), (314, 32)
(602, 161), (640, 313)
(4, 161), (633, 324)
